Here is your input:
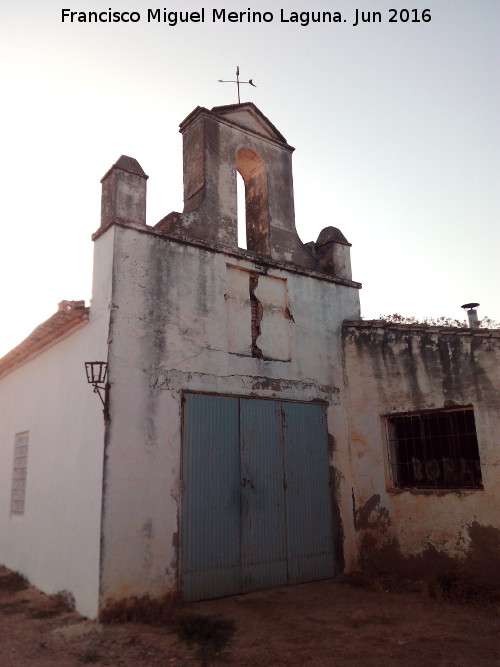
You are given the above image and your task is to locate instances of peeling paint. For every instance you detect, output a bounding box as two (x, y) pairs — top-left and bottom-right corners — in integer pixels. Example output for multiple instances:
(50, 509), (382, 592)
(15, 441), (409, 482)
(344, 322), (500, 584)
(354, 499), (500, 585)
(330, 466), (345, 574)
(142, 519), (154, 539)
(355, 494), (391, 532)
(358, 523), (500, 586)
(327, 433), (336, 456)
(154, 369), (341, 404)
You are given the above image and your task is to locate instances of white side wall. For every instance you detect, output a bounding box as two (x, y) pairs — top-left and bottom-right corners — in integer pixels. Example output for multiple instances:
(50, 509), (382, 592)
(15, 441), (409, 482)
(0, 229), (114, 618)
(99, 224), (361, 608)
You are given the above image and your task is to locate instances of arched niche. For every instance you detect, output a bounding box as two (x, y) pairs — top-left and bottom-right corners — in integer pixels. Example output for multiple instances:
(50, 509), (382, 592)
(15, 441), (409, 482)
(236, 147), (270, 255)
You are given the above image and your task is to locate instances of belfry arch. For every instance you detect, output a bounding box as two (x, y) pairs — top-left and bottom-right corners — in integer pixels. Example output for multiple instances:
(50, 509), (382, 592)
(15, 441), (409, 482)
(236, 147), (269, 254)
(157, 102), (330, 270)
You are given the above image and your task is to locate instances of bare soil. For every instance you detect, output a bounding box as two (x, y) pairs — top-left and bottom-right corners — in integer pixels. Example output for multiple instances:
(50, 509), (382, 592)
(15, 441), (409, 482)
(1, 565), (499, 666)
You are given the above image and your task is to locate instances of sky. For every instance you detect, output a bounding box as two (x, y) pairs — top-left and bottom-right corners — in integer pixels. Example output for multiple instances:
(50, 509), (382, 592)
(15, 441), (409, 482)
(1, 0), (498, 356)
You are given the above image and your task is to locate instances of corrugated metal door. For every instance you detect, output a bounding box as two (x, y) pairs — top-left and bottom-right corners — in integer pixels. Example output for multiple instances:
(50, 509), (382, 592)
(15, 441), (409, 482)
(282, 401), (334, 583)
(181, 394), (333, 601)
(240, 399), (288, 591)
(181, 393), (241, 601)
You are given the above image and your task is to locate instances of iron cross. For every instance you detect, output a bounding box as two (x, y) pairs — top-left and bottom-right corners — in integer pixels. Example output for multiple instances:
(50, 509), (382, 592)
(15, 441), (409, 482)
(218, 66), (256, 103)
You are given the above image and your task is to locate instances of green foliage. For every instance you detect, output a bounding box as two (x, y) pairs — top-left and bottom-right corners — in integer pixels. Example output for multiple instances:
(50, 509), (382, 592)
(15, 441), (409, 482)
(479, 316), (500, 329)
(30, 609), (62, 619)
(0, 570), (29, 592)
(99, 593), (181, 625)
(176, 612), (235, 666)
(429, 574), (497, 604)
(376, 313), (500, 329)
(78, 650), (101, 664)
(99, 594), (235, 666)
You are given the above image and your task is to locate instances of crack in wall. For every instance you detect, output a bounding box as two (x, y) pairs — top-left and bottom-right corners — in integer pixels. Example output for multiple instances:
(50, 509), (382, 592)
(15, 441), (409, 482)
(249, 273), (263, 358)
(153, 368), (341, 404)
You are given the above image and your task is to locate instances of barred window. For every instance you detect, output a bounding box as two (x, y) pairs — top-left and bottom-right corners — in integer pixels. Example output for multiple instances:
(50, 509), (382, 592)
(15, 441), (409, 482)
(387, 408), (482, 489)
(11, 432), (29, 515)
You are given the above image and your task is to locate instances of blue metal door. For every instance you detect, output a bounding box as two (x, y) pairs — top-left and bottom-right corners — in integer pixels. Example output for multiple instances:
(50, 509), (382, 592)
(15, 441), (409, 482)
(181, 394), (334, 601)
(282, 401), (334, 583)
(240, 399), (288, 591)
(181, 393), (241, 602)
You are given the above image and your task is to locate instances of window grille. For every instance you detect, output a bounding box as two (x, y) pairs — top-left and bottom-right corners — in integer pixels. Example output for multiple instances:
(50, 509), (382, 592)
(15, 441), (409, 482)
(11, 432), (29, 515)
(386, 408), (482, 489)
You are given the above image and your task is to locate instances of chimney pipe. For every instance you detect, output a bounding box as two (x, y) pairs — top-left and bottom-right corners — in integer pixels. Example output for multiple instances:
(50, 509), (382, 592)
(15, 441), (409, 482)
(461, 302), (480, 329)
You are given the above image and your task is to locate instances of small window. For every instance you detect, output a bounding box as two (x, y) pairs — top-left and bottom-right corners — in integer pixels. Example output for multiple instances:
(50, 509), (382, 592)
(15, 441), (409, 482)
(386, 408), (482, 489)
(11, 432), (29, 515)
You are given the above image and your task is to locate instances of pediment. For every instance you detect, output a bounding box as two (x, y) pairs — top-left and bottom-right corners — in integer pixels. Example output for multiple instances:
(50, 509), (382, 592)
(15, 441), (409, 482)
(211, 103), (289, 146)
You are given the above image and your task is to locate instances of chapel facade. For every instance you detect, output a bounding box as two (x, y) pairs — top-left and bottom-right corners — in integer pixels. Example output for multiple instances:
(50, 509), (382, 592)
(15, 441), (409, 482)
(0, 104), (498, 618)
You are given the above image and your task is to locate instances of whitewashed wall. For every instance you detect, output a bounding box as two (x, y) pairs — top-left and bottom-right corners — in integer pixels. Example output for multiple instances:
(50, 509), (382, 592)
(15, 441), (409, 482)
(0, 231), (114, 618)
(98, 223), (361, 608)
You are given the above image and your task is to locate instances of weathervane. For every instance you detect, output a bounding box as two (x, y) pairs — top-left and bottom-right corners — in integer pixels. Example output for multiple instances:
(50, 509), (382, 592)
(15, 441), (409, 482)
(218, 66), (256, 103)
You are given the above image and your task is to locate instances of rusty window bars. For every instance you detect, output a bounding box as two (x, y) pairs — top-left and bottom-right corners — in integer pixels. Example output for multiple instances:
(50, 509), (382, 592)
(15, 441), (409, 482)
(386, 408), (482, 490)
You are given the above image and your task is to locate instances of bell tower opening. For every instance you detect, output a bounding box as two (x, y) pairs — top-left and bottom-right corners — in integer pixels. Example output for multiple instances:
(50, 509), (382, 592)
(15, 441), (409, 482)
(236, 172), (247, 249)
(171, 104), (319, 269)
(236, 147), (269, 255)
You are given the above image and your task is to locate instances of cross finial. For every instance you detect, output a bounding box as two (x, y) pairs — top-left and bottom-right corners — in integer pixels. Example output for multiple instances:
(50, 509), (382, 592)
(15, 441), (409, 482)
(218, 66), (256, 103)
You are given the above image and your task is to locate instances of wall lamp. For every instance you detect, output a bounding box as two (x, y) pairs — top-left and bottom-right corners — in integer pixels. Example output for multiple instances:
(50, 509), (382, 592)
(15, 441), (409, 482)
(85, 361), (109, 420)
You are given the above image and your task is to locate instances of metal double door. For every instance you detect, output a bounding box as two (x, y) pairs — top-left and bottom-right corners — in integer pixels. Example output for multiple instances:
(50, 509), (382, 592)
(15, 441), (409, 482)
(181, 393), (334, 601)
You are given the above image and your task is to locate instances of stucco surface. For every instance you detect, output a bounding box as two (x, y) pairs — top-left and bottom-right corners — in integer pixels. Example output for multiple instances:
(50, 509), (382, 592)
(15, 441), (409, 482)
(0, 323), (108, 618)
(343, 323), (500, 582)
(10, 102), (499, 621)
(0, 232), (114, 618)
(98, 223), (361, 608)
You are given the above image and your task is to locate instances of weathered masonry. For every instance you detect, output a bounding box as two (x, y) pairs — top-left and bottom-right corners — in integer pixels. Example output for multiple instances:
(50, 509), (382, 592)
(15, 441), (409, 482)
(0, 103), (498, 619)
(343, 321), (500, 584)
(96, 104), (360, 610)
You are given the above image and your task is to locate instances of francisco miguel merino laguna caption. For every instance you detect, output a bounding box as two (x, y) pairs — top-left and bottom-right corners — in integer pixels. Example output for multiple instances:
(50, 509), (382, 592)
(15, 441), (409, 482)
(61, 8), (432, 27)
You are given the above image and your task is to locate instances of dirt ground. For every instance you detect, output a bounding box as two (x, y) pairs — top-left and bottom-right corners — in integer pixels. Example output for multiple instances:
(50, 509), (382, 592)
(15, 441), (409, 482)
(1, 565), (499, 666)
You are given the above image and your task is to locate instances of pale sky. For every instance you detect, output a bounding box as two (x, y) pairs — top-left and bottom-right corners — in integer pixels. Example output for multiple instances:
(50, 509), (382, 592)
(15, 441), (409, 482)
(1, 0), (498, 356)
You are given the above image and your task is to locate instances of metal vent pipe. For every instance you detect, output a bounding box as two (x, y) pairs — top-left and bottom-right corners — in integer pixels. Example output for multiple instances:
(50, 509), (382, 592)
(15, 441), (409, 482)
(461, 302), (480, 329)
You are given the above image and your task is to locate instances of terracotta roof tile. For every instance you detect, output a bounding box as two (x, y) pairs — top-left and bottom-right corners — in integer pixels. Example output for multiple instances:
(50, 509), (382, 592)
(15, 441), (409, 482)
(0, 300), (89, 379)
